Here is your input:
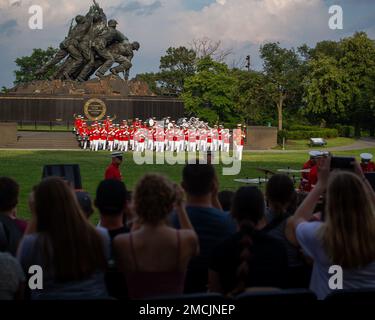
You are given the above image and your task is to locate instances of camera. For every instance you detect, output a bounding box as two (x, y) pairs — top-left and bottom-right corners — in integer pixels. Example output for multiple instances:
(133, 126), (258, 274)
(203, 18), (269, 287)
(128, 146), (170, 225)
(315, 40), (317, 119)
(330, 156), (355, 171)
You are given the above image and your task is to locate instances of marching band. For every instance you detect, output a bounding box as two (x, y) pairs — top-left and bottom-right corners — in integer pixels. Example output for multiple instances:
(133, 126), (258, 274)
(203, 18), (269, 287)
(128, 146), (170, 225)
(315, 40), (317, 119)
(73, 115), (241, 155)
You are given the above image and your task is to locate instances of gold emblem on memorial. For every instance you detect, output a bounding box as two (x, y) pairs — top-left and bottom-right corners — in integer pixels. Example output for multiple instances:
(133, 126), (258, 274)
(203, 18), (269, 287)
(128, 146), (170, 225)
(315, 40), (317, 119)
(84, 98), (107, 121)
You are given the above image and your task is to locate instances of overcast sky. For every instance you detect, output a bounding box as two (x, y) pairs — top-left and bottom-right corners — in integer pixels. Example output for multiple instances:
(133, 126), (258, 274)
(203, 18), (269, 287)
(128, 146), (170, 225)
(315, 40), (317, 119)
(0, 0), (374, 87)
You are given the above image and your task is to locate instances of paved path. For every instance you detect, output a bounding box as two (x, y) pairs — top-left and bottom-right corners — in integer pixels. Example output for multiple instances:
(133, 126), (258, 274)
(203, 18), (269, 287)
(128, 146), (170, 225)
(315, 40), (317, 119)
(324, 138), (375, 151)
(247, 138), (375, 153)
(3, 131), (79, 150)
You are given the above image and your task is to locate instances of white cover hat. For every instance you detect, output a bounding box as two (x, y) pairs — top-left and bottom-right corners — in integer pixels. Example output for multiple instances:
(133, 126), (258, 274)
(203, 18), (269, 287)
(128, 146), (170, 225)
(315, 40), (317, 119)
(360, 153), (373, 161)
(309, 150), (323, 158)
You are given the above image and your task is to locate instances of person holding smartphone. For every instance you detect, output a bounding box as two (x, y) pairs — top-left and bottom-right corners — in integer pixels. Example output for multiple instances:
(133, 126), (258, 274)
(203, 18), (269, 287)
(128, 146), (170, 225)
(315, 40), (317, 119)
(290, 156), (375, 299)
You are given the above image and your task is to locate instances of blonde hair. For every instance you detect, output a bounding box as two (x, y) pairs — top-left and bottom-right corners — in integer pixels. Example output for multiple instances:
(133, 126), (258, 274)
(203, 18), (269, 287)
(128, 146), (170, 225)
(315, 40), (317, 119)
(133, 173), (176, 225)
(319, 171), (375, 268)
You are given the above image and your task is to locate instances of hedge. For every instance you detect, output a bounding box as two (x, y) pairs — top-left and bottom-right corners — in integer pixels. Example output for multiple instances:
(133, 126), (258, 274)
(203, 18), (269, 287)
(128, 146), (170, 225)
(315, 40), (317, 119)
(288, 125), (320, 131)
(334, 125), (355, 138)
(287, 128), (338, 140)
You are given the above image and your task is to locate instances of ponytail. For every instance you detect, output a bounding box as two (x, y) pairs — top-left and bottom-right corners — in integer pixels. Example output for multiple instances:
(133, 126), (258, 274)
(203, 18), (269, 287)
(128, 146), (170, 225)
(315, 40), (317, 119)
(230, 219), (255, 296)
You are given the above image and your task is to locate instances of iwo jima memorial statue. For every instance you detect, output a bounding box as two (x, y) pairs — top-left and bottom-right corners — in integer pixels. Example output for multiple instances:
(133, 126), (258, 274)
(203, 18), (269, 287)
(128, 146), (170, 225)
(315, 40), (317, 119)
(0, 1), (184, 124)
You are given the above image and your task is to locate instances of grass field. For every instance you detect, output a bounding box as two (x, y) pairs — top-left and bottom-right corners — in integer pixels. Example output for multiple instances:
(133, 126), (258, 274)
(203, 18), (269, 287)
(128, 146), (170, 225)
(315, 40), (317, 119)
(1, 148), (374, 223)
(274, 137), (356, 150)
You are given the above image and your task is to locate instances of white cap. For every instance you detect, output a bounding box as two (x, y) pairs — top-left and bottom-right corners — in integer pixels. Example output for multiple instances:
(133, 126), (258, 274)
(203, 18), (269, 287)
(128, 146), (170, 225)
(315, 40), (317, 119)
(111, 152), (123, 158)
(309, 150), (323, 158)
(360, 153), (373, 161)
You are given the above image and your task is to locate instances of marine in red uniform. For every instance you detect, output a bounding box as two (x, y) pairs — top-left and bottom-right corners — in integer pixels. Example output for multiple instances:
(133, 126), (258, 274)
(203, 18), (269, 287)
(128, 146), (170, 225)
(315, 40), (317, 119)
(105, 152), (123, 181)
(360, 153), (375, 173)
(300, 151), (321, 192)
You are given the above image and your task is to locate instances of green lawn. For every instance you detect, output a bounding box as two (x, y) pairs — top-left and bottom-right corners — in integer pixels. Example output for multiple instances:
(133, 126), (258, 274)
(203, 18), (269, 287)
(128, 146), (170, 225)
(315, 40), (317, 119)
(1, 148), (374, 223)
(274, 137), (356, 150)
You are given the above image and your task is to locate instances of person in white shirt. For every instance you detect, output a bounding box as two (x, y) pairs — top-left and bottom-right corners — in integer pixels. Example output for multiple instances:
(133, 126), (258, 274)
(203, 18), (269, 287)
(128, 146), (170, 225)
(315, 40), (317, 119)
(291, 156), (375, 300)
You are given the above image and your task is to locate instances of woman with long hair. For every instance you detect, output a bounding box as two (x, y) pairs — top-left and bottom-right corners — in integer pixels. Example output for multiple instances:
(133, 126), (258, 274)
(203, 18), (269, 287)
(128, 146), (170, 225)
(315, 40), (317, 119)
(208, 186), (288, 295)
(18, 177), (108, 299)
(263, 174), (311, 288)
(113, 173), (198, 299)
(292, 156), (375, 299)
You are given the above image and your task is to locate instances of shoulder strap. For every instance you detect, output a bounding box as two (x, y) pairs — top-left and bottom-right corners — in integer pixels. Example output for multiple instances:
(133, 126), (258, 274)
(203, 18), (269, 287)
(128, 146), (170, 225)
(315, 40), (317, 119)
(175, 230), (181, 270)
(129, 233), (139, 271)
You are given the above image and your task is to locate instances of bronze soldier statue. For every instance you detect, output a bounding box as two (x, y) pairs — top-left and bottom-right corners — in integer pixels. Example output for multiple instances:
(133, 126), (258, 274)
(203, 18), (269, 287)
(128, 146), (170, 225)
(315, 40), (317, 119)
(110, 41), (140, 80)
(35, 15), (90, 79)
(77, 19), (128, 81)
(35, 0), (139, 82)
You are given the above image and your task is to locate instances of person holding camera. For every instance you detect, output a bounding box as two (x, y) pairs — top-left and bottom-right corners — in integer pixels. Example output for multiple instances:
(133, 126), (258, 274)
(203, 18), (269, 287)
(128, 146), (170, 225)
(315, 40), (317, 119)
(291, 156), (375, 299)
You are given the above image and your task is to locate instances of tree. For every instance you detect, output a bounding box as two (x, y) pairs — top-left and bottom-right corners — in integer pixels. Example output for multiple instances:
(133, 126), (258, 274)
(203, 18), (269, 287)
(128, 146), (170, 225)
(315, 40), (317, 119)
(136, 46), (196, 96)
(1, 86), (9, 93)
(302, 55), (351, 122)
(233, 69), (276, 125)
(260, 43), (304, 130)
(182, 57), (241, 126)
(190, 37), (233, 63)
(14, 47), (59, 85)
(302, 32), (375, 135)
(339, 32), (375, 136)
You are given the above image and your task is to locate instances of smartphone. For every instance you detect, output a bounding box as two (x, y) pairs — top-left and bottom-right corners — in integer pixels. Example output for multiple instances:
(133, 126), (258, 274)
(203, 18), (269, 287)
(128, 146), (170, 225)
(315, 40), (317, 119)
(330, 156), (355, 171)
(365, 173), (375, 191)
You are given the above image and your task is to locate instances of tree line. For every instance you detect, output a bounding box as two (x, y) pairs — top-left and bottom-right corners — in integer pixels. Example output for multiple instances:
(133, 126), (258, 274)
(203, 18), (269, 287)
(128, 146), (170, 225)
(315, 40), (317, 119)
(8, 33), (375, 135)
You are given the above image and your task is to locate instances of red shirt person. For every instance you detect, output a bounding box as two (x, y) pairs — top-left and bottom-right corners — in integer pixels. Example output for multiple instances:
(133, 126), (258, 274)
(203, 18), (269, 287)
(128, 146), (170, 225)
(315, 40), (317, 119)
(360, 153), (375, 173)
(105, 152), (123, 181)
(300, 151), (321, 192)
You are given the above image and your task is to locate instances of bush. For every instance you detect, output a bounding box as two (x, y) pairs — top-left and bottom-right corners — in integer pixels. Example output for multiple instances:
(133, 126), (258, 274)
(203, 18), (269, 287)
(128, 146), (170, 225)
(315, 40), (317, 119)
(334, 124), (355, 138)
(277, 130), (288, 144)
(288, 125), (319, 131)
(287, 128), (338, 140)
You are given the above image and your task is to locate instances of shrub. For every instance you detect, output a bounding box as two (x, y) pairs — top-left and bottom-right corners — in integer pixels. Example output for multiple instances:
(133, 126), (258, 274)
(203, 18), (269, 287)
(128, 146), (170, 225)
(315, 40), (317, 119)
(287, 128), (338, 140)
(334, 124), (355, 138)
(288, 125), (318, 131)
(277, 130), (288, 144)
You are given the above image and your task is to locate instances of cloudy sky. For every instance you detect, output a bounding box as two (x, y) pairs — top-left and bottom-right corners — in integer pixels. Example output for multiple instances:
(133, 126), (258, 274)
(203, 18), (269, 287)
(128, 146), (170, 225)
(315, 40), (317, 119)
(0, 0), (374, 87)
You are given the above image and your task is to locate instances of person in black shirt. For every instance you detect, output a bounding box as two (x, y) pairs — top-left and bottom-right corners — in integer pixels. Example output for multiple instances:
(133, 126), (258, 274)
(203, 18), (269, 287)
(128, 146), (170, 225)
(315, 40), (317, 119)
(95, 179), (131, 240)
(209, 186), (288, 295)
(171, 164), (236, 293)
(95, 179), (131, 299)
(263, 174), (311, 288)
(0, 177), (23, 256)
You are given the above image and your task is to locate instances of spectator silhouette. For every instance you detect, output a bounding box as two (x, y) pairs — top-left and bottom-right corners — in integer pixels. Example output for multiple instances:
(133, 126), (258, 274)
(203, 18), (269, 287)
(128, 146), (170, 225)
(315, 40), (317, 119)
(95, 179), (130, 241)
(218, 190), (235, 212)
(171, 164), (237, 293)
(292, 157), (375, 299)
(17, 177), (109, 300)
(263, 174), (311, 288)
(95, 179), (131, 299)
(114, 173), (198, 299)
(209, 186), (288, 295)
(0, 177), (25, 255)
